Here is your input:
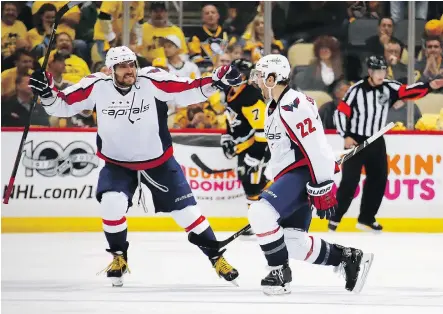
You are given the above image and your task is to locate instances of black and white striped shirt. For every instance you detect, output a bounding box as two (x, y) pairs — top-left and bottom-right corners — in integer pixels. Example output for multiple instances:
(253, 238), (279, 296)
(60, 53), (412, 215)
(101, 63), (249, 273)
(334, 78), (430, 140)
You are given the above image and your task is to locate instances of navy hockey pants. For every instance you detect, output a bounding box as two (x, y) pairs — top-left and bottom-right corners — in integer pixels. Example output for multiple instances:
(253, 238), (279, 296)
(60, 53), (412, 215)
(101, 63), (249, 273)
(259, 166), (313, 231)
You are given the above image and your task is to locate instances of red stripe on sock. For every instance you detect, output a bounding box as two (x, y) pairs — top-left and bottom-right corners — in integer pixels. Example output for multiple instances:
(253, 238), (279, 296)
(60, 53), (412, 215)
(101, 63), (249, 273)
(102, 217), (126, 226)
(185, 215), (205, 232)
(304, 236), (314, 261)
(256, 226), (280, 238)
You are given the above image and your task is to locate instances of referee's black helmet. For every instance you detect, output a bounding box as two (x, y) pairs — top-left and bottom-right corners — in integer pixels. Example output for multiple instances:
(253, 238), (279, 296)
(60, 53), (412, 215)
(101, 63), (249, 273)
(367, 55), (388, 70)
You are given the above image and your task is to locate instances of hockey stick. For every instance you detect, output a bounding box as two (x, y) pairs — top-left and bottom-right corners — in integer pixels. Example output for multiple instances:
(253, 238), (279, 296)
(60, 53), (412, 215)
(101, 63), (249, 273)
(188, 122), (395, 249)
(191, 154), (233, 174)
(3, 1), (84, 204)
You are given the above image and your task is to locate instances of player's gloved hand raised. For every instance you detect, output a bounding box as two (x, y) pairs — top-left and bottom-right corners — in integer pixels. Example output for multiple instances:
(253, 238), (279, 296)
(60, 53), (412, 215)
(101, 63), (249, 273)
(306, 180), (337, 219)
(29, 70), (54, 99)
(212, 65), (242, 90)
(220, 134), (236, 159)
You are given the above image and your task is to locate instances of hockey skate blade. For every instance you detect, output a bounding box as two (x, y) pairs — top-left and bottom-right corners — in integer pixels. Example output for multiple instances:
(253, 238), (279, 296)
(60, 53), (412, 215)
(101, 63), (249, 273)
(356, 223), (382, 234)
(352, 253), (374, 294)
(110, 277), (124, 287)
(263, 283), (291, 296)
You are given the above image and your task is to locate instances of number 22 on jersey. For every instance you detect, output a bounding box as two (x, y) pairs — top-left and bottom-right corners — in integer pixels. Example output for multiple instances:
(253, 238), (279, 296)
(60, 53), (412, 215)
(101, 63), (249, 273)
(296, 118), (316, 138)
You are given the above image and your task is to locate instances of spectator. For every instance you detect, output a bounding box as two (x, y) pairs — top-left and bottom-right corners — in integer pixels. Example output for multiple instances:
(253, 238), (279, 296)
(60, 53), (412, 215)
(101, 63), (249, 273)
(93, 1), (144, 60)
(293, 36), (344, 92)
(384, 40), (408, 82)
(1, 48), (34, 99)
(188, 4), (230, 67)
(391, 2), (428, 23)
(365, 17), (403, 56)
(227, 44), (243, 61)
(223, 3), (258, 38)
(46, 51), (72, 90)
(318, 80), (351, 130)
(38, 32), (90, 84)
(72, 2), (98, 65)
(26, 3), (56, 60)
(1, 2), (29, 60)
(387, 101), (422, 126)
(32, 1), (81, 41)
(161, 35), (200, 79)
(2, 75), (50, 127)
(241, 15), (284, 63)
(416, 37), (443, 83)
(139, 2), (188, 62)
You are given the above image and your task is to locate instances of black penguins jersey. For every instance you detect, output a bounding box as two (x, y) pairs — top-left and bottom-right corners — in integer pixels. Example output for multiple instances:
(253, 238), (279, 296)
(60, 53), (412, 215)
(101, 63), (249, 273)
(224, 84), (267, 157)
(188, 26), (231, 64)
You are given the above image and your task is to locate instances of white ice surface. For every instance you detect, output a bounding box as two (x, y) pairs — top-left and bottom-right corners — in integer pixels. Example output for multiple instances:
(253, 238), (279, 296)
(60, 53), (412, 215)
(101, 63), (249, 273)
(2, 232), (443, 314)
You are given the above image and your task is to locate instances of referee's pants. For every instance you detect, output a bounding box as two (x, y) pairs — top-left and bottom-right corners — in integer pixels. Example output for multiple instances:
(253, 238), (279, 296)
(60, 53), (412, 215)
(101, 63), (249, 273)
(331, 137), (388, 224)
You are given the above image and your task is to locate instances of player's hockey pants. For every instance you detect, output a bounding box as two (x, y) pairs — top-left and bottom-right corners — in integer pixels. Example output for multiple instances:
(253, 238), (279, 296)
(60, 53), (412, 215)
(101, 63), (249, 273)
(332, 137), (388, 224)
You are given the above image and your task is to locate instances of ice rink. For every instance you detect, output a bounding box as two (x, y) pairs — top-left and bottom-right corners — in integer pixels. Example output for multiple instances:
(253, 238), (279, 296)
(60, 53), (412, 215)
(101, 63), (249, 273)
(2, 232), (443, 314)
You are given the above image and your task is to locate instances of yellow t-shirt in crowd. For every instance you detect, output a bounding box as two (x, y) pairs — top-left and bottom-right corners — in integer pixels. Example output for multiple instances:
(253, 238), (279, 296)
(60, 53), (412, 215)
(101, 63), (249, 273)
(1, 67), (33, 98)
(32, 1), (80, 40)
(1, 20), (28, 57)
(93, 1), (144, 46)
(139, 23), (189, 62)
(39, 51), (90, 84)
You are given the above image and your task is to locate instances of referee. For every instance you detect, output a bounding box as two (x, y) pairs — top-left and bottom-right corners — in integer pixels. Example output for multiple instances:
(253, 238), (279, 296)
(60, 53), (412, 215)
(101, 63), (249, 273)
(331, 55), (443, 232)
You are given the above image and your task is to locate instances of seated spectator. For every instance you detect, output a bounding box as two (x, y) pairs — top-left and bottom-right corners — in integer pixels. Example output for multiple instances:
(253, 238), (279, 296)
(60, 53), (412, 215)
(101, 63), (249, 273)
(93, 1), (144, 60)
(365, 17), (403, 56)
(416, 37), (443, 83)
(387, 101), (422, 126)
(32, 1), (81, 42)
(2, 2), (29, 60)
(384, 40), (408, 82)
(293, 35), (344, 92)
(318, 80), (351, 129)
(390, 2), (428, 23)
(38, 32), (90, 83)
(1, 48), (34, 99)
(188, 4), (231, 68)
(161, 35), (200, 79)
(227, 43), (243, 61)
(26, 3), (56, 60)
(72, 2), (99, 65)
(241, 15), (284, 63)
(139, 2), (188, 63)
(47, 51), (72, 89)
(2, 75), (50, 127)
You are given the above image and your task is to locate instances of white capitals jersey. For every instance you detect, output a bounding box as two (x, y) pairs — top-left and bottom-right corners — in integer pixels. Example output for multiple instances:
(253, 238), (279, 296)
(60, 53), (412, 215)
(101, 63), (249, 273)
(41, 67), (216, 170)
(264, 87), (337, 183)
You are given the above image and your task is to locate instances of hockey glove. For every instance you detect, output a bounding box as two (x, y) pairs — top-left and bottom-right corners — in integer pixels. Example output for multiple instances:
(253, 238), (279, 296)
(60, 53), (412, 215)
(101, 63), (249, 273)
(212, 65), (242, 90)
(220, 134), (236, 159)
(29, 71), (54, 99)
(243, 153), (261, 175)
(306, 180), (337, 219)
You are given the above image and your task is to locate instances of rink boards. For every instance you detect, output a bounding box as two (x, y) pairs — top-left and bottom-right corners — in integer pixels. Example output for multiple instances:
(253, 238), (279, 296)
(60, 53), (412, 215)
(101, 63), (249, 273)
(1, 128), (443, 233)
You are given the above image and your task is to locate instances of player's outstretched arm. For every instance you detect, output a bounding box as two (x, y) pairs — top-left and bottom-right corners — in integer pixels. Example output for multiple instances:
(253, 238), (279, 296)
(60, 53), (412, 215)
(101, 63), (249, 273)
(141, 66), (241, 107)
(386, 79), (443, 102)
(29, 71), (98, 117)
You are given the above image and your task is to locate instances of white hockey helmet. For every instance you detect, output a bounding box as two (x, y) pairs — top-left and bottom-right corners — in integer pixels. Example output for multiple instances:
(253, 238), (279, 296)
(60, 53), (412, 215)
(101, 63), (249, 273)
(252, 54), (291, 88)
(105, 46), (138, 88)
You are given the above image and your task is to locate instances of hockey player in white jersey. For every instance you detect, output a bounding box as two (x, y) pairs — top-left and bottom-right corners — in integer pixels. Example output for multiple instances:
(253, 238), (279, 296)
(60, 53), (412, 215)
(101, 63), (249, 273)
(29, 46), (242, 287)
(248, 54), (374, 296)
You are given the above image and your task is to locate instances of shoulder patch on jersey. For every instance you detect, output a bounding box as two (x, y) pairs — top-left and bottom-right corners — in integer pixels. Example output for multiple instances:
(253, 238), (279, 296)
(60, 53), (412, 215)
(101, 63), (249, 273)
(147, 68), (161, 74)
(281, 97), (300, 112)
(86, 74), (96, 78)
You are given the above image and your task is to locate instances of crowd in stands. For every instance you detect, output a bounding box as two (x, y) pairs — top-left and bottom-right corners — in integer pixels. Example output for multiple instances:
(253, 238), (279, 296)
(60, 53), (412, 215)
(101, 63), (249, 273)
(2, 1), (443, 130)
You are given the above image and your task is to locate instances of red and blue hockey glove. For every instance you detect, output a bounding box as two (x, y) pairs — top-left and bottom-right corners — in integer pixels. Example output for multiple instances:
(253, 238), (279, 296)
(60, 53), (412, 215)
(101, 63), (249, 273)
(29, 70), (54, 99)
(306, 180), (337, 219)
(212, 65), (242, 90)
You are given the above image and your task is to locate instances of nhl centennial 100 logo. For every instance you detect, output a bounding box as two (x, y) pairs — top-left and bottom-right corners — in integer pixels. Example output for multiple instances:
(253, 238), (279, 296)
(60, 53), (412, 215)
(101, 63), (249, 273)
(22, 140), (100, 177)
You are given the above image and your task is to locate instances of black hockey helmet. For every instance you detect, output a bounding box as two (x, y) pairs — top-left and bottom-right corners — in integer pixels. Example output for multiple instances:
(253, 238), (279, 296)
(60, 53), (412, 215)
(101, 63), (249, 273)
(367, 55), (387, 70)
(231, 58), (254, 80)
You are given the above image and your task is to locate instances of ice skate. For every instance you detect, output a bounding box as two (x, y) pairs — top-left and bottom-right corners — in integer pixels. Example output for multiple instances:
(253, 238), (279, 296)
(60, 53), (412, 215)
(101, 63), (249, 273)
(98, 249), (130, 287)
(356, 220), (383, 233)
(334, 245), (374, 293)
(210, 253), (239, 286)
(261, 262), (292, 296)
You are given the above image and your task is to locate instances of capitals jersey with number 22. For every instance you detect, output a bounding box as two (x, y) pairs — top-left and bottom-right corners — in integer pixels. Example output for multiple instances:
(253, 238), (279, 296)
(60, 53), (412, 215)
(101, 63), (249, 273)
(264, 87), (338, 183)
